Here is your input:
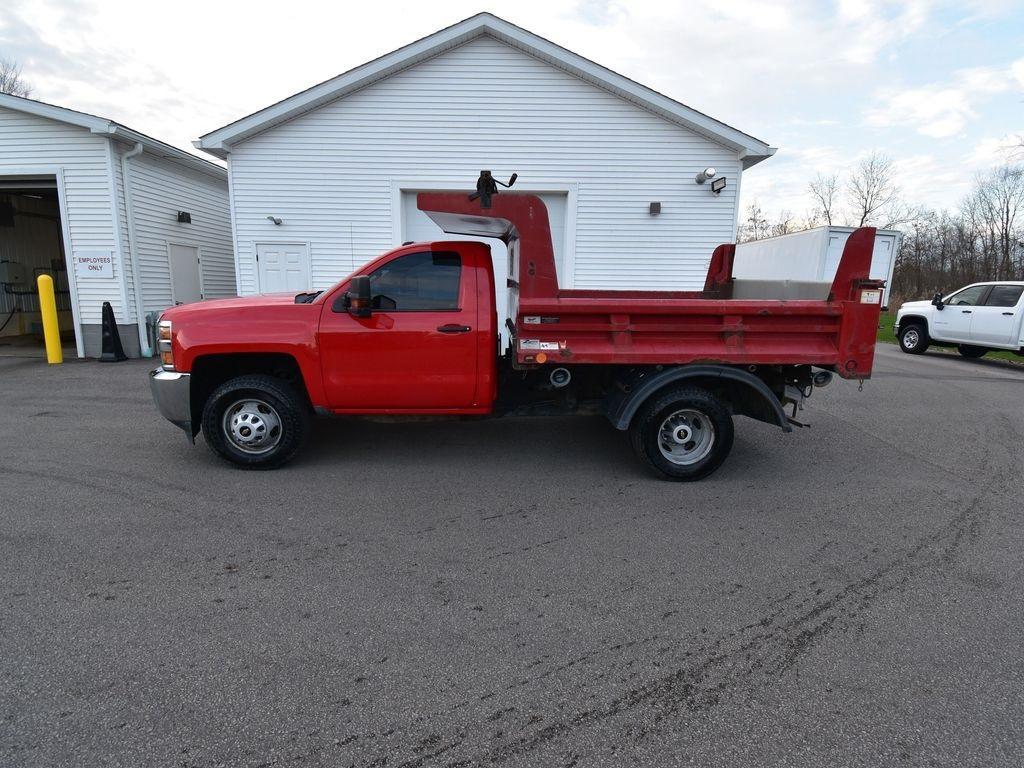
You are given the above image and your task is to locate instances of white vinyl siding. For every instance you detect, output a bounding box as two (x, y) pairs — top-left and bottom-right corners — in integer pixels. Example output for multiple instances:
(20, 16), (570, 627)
(227, 35), (741, 296)
(117, 147), (235, 312)
(0, 104), (234, 356)
(0, 106), (125, 324)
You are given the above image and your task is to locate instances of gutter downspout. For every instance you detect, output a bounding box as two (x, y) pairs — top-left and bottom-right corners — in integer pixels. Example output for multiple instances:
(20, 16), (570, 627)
(120, 141), (150, 356)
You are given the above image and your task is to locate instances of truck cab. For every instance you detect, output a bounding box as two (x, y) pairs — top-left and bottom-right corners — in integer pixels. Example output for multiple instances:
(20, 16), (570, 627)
(895, 282), (1024, 358)
(318, 242), (498, 413)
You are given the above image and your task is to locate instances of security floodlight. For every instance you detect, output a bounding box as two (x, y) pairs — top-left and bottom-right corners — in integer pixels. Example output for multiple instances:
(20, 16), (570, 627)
(695, 167), (717, 184)
(710, 177), (727, 194)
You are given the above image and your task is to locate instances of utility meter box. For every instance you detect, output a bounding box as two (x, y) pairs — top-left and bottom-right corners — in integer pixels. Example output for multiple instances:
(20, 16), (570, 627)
(0, 261), (28, 286)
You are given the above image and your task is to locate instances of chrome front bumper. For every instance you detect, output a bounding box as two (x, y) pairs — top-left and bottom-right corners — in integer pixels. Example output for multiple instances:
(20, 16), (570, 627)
(150, 368), (193, 440)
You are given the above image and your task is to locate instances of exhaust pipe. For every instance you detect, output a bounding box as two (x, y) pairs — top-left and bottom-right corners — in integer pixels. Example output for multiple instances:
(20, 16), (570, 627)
(549, 367), (571, 389)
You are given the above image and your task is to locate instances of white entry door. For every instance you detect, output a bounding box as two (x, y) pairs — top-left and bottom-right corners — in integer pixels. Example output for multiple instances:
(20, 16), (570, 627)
(256, 242), (310, 293)
(168, 243), (202, 305)
(401, 191), (568, 350)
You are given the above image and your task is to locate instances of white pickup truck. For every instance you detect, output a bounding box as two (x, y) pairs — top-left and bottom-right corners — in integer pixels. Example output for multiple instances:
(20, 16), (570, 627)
(894, 282), (1024, 358)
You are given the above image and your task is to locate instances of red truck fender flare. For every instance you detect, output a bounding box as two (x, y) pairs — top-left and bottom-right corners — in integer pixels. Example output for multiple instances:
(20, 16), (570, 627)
(606, 365), (793, 433)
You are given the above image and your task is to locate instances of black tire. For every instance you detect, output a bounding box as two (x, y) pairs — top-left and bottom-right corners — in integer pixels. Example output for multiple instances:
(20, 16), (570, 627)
(629, 386), (734, 481)
(899, 323), (929, 354)
(957, 344), (988, 359)
(201, 374), (310, 469)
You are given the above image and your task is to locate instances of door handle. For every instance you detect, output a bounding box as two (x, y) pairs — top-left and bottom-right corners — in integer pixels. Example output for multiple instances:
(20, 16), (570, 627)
(437, 324), (471, 334)
(961, 309), (972, 314)
(1003, 312), (1014, 316)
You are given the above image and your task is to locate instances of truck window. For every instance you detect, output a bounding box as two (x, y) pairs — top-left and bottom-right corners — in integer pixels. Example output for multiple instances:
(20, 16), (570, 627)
(983, 285), (1024, 308)
(368, 251), (461, 311)
(945, 285), (988, 306)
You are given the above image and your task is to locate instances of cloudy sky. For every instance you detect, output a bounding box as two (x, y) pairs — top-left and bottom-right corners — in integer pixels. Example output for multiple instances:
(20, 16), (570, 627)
(2, 0), (1022, 219)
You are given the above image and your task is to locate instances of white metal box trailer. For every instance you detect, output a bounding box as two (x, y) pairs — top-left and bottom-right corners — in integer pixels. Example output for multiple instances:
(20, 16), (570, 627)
(734, 226), (901, 308)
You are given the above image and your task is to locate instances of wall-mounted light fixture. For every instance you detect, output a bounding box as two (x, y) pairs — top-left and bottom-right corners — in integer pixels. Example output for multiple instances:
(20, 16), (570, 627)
(267, 216), (282, 225)
(710, 177), (727, 194)
(649, 202), (661, 215)
(695, 167), (716, 184)
(176, 211), (191, 223)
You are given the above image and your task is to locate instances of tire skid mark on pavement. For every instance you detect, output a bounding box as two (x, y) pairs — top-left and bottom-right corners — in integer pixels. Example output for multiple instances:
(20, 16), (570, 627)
(0, 462), (254, 509)
(334, 448), (1006, 767)
(0, 464), (262, 534)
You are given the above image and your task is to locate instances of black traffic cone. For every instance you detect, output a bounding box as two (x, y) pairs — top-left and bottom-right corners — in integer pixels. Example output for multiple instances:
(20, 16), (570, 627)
(99, 301), (127, 362)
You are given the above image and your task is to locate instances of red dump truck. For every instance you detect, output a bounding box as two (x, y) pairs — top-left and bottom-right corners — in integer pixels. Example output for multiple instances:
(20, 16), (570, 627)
(150, 190), (883, 480)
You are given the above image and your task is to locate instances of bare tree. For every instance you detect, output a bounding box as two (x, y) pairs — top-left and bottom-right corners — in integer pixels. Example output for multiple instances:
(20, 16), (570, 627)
(969, 165), (1024, 280)
(807, 173), (839, 225)
(738, 201), (770, 242)
(878, 200), (921, 230)
(846, 152), (901, 227)
(769, 210), (798, 237)
(886, 164), (1024, 298)
(0, 58), (32, 97)
(1013, 134), (1024, 161)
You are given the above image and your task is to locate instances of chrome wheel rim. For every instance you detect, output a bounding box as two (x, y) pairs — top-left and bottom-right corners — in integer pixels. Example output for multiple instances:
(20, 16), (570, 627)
(903, 329), (919, 348)
(658, 409), (715, 466)
(222, 398), (282, 455)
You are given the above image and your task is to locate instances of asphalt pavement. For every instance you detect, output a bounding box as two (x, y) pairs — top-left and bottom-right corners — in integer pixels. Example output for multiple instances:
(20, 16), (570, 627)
(1, 344), (1022, 767)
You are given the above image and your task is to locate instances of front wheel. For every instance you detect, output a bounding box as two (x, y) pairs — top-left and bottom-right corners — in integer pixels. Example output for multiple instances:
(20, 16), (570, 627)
(957, 344), (988, 359)
(629, 387), (734, 481)
(201, 374), (310, 469)
(899, 324), (930, 354)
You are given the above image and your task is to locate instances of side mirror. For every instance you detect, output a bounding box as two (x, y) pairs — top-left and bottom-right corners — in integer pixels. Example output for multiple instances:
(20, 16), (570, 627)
(931, 292), (944, 310)
(346, 275), (372, 318)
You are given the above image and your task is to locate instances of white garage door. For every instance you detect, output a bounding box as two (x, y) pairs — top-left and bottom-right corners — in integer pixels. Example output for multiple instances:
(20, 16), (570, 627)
(401, 191), (568, 349)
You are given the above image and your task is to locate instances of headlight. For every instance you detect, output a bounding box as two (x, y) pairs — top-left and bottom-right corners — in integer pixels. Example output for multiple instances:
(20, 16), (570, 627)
(158, 320), (174, 369)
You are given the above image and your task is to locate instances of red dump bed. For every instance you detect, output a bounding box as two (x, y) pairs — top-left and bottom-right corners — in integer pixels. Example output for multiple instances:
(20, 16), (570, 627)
(419, 193), (883, 379)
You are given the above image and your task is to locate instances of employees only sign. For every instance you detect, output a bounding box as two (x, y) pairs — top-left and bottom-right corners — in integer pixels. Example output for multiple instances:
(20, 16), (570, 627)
(74, 251), (113, 278)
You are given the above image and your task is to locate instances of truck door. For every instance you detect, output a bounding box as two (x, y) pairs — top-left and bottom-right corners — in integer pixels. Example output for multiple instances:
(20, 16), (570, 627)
(970, 284), (1024, 346)
(319, 249), (480, 410)
(932, 284), (989, 342)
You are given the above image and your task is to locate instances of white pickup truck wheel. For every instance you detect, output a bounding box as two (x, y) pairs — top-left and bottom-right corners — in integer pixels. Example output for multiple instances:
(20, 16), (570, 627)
(957, 344), (988, 359)
(899, 324), (930, 355)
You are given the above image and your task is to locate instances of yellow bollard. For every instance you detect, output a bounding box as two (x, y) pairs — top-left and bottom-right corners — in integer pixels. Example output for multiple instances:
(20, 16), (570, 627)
(37, 274), (63, 365)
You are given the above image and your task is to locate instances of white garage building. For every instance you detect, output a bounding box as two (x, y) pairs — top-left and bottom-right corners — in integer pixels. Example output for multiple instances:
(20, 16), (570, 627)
(0, 93), (235, 358)
(198, 13), (774, 324)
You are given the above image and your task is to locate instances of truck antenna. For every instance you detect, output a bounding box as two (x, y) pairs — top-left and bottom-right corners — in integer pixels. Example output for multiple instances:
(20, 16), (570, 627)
(468, 170), (518, 209)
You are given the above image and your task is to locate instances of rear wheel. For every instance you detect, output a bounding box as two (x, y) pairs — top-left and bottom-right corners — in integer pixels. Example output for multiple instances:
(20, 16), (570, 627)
(629, 387), (734, 481)
(201, 374), (309, 469)
(899, 324), (929, 354)
(957, 344), (988, 359)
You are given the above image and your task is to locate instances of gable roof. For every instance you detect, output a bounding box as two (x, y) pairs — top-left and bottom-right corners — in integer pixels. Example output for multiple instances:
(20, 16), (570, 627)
(197, 12), (776, 168)
(0, 92), (227, 180)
